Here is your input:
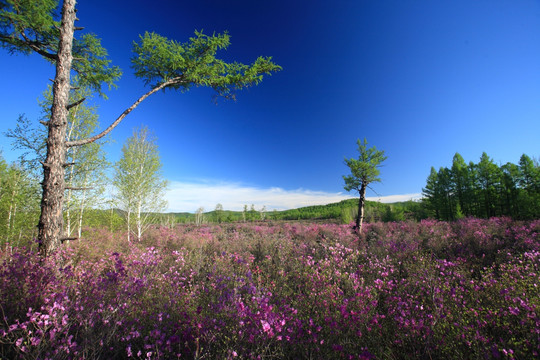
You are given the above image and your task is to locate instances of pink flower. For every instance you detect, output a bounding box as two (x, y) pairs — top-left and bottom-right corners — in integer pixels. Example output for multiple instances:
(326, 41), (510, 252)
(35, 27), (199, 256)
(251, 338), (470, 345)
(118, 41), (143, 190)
(261, 320), (271, 333)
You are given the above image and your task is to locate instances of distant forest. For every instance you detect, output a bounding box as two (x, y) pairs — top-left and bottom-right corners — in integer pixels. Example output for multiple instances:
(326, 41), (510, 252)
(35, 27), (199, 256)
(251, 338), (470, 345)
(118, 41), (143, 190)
(422, 152), (540, 221)
(167, 199), (427, 225)
(1, 151), (538, 246)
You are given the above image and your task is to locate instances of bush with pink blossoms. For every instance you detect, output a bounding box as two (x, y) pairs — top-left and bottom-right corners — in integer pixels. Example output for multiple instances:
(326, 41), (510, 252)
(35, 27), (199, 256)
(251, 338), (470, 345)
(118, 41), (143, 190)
(0, 218), (538, 359)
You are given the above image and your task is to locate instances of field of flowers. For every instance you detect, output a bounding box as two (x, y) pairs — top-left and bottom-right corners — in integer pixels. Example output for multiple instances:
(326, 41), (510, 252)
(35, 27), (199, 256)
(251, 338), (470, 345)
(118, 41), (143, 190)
(1, 217), (539, 359)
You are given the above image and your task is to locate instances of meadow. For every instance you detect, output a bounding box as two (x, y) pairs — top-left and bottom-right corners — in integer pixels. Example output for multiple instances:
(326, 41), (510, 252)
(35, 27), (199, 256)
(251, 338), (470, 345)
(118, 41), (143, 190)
(1, 217), (539, 359)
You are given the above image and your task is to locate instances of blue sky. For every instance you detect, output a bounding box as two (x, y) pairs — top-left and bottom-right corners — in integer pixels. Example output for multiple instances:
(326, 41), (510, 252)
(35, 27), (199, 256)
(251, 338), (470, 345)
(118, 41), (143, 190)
(1, 0), (539, 212)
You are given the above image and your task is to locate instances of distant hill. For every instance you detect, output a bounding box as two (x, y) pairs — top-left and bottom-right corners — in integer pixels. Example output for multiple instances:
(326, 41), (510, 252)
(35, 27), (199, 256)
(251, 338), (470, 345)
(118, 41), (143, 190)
(86, 198), (429, 227)
(165, 198), (429, 224)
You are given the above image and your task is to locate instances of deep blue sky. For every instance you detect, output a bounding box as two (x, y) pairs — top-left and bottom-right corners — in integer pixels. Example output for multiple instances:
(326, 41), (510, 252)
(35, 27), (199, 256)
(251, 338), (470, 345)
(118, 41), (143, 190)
(1, 0), (539, 212)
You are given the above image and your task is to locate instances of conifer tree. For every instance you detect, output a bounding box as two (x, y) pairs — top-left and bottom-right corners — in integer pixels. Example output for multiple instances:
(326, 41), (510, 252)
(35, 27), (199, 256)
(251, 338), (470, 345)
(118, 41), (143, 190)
(343, 138), (387, 232)
(0, 0), (280, 255)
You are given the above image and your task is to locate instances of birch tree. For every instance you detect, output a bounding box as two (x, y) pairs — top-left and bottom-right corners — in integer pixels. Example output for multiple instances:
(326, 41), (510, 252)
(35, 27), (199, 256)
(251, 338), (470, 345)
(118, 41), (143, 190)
(6, 84), (109, 239)
(113, 126), (167, 242)
(0, 156), (40, 250)
(195, 207), (205, 226)
(0, 0), (281, 256)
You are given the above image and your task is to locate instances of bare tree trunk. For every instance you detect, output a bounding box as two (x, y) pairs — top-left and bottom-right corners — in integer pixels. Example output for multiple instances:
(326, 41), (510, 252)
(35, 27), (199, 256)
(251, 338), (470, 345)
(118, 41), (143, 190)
(136, 199), (142, 241)
(64, 108), (78, 238)
(6, 202), (13, 241)
(126, 209), (131, 243)
(37, 0), (76, 256)
(6, 171), (21, 242)
(356, 182), (366, 233)
(77, 170), (89, 239)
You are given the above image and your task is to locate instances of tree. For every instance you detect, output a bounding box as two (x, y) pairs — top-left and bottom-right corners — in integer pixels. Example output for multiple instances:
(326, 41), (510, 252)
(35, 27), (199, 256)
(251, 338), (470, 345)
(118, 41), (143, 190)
(422, 167), (441, 219)
(0, 0), (281, 256)
(500, 162), (520, 217)
(6, 83), (109, 239)
(113, 126), (167, 242)
(476, 152), (501, 218)
(451, 153), (470, 216)
(242, 205), (248, 222)
(214, 203), (224, 223)
(518, 154), (540, 218)
(195, 207), (205, 226)
(422, 152), (540, 220)
(437, 167), (456, 221)
(0, 155), (41, 250)
(343, 138), (387, 232)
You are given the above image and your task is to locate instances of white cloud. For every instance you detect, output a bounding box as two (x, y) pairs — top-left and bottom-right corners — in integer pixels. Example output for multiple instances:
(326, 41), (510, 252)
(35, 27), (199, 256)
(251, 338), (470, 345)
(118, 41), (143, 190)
(367, 193), (423, 203)
(165, 179), (421, 213)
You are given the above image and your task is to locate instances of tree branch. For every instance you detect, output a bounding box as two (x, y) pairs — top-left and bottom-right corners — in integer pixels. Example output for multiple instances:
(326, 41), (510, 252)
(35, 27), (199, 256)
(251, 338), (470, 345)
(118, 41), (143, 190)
(65, 186), (93, 191)
(66, 77), (184, 147)
(60, 236), (79, 243)
(66, 97), (86, 110)
(19, 31), (58, 61)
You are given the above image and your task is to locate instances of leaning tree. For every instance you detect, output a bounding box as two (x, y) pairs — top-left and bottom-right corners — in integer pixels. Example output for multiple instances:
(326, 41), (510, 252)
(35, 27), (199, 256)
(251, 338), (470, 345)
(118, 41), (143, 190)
(0, 0), (281, 256)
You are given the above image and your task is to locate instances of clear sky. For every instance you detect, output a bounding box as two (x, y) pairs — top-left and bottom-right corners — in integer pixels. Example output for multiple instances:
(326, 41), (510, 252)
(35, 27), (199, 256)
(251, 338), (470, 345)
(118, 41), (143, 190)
(1, 0), (539, 212)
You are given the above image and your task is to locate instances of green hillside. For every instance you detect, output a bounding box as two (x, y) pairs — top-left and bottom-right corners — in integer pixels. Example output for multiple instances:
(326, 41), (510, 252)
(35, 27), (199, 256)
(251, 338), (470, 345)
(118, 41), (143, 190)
(164, 198), (429, 224)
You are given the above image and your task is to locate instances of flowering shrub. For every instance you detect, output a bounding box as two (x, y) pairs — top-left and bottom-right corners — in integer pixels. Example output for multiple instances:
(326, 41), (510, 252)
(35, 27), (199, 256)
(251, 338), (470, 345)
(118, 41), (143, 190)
(1, 218), (539, 359)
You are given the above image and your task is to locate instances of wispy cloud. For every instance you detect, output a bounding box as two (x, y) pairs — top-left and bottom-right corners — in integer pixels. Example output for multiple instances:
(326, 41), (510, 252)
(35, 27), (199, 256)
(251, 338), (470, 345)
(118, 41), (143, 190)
(165, 180), (421, 213)
(367, 193), (423, 203)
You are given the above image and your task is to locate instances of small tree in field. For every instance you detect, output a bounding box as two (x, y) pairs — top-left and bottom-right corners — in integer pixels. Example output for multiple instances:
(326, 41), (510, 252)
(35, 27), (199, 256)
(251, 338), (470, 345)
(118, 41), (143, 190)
(0, 0), (280, 256)
(343, 138), (387, 232)
(113, 126), (167, 242)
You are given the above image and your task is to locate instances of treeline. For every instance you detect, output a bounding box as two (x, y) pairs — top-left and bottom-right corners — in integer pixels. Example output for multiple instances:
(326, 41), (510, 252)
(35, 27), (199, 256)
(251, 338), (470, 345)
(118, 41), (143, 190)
(166, 199), (427, 225)
(0, 157), (40, 248)
(422, 152), (540, 221)
(270, 199), (427, 223)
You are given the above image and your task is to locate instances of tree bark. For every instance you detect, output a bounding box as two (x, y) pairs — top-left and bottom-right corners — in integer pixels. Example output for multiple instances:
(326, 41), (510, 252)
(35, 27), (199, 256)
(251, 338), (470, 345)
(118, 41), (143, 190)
(356, 182), (366, 232)
(37, 0), (76, 256)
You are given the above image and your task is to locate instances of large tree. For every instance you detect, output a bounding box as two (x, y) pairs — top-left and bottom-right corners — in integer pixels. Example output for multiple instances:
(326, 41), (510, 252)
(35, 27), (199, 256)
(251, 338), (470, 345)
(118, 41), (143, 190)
(0, 0), (281, 256)
(113, 126), (167, 242)
(6, 83), (109, 239)
(343, 138), (387, 232)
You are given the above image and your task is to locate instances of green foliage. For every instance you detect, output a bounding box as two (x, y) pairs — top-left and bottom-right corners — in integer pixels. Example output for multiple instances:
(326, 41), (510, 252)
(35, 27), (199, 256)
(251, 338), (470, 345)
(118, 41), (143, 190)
(72, 33), (122, 96)
(422, 152), (540, 220)
(0, 0), (60, 56)
(113, 126), (168, 241)
(343, 138), (387, 193)
(343, 138), (387, 230)
(5, 83), (110, 237)
(1, 0), (280, 253)
(0, 0), (121, 96)
(131, 31), (281, 99)
(0, 154), (40, 248)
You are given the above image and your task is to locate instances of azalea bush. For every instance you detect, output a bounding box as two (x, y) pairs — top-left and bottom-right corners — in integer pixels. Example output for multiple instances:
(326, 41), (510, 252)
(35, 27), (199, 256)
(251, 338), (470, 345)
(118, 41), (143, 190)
(1, 218), (539, 359)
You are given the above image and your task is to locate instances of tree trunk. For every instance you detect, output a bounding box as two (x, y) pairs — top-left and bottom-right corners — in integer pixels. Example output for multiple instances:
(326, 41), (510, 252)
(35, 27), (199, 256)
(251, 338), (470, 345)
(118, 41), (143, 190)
(37, 0), (76, 256)
(136, 199), (142, 241)
(356, 182), (366, 232)
(77, 170), (89, 239)
(126, 209), (131, 243)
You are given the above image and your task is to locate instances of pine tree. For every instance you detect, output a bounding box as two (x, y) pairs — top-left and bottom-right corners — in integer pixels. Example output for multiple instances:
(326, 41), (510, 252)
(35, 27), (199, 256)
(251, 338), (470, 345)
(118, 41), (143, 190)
(1, 0), (280, 255)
